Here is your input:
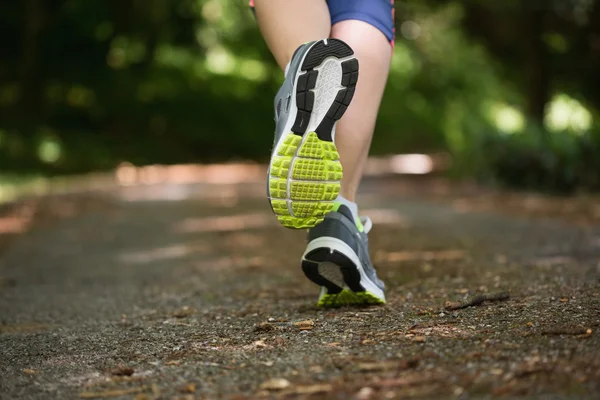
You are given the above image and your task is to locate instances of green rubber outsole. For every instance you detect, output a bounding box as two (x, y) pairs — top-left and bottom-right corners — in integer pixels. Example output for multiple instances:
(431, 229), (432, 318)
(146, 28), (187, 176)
(317, 289), (385, 308)
(269, 132), (342, 229)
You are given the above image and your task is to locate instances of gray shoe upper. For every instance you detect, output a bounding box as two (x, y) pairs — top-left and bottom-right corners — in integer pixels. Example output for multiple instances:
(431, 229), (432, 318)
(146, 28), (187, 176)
(271, 42), (315, 152)
(308, 205), (385, 291)
(267, 42), (316, 201)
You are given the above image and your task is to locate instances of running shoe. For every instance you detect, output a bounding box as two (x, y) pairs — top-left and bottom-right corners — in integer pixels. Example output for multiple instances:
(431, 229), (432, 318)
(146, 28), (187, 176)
(267, 39), (359, 229)
(301, 204), (386, 307)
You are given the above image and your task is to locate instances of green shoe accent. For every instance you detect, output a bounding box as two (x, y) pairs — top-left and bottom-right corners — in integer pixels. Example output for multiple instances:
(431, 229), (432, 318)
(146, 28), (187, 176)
(332, 201), (364, 232)
(269, 132), (342, 229)
(355, 217), (364, 232)
(317, 289), (385, 308)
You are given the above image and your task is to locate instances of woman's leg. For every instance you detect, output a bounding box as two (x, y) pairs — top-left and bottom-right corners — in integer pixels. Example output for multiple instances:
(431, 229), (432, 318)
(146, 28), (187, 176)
(253, 0), (331, 70)
(255, 1), (393, 205)
(330, 20), (393, 202)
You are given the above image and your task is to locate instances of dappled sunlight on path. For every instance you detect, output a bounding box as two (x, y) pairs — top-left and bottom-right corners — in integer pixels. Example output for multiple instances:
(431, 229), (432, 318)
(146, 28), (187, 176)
(1, 174), (600, 399)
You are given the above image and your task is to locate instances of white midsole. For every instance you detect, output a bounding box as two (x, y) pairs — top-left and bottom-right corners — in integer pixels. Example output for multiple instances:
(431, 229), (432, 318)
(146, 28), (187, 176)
(302, 236), (385, 301)
(307, 56), (341, 133)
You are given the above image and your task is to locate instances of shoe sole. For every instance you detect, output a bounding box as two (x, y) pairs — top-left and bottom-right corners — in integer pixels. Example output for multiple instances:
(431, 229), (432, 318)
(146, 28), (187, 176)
(268, 39), (359, 229)
(301, 237), (385, 308)
(318, 289), (384, 308)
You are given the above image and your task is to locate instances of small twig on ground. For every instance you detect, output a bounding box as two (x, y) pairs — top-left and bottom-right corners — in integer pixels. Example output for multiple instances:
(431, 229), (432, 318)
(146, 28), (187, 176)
(444, 291), (510, 311)
(109, 366), (134, 376)
(202, 362), (235, 370)
(374, 372), (447, 388)
(541, 327), (592, 336)
(79, 387), (145, 398)
(514, 366), (555, 378)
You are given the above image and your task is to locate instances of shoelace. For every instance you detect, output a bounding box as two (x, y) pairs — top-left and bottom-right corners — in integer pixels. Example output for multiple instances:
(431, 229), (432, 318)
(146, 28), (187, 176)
(360, 216), (372, 234)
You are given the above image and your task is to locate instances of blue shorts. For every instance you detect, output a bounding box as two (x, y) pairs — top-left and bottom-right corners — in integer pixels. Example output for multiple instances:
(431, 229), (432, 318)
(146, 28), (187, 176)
(250, 0), (395, 46)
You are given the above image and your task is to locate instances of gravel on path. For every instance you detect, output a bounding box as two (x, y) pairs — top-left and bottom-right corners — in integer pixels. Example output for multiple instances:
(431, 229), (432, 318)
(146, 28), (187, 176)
(1, 178), (599, 399)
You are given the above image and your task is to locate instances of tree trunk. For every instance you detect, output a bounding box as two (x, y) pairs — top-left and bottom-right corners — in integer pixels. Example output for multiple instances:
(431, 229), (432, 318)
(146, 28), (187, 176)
(523, 5), (550, 128)
(140, 0), (167, 68)
(19, 0), (45, 124)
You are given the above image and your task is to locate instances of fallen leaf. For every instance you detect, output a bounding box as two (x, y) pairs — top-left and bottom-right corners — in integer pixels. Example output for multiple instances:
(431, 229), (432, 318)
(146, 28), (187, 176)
(309, 365), (324, 373)
(79, 387), (145, 398)
(255, 322), (278, 332)
(109, 366), (134, 377)
(358, 361), (402, 372)
(541, 327), (590, 336)
(356, 387), (375, 400)
(293, 384), (332, 395)
(0, 277), (11, 288)
(380, 250), (465, 262)
(495, 254), (508, 264)
(0, 323), (50, 334)
(259, 378), (291, 391)
(173, 306), (194, 318)
(492, 384), (516, 396)
(327, 342), (340, 347)
(22, 369), (38, 375)
(253, 340), (267, 348)
(110, 375), (145, 383)
(178, 383), (196, 393)
(465, 351), (483, 360)
(376, 372), (446, 388)
(416, 308), (434, 316)
(294, 320), (315, 330)
(151, 383), (160, 397)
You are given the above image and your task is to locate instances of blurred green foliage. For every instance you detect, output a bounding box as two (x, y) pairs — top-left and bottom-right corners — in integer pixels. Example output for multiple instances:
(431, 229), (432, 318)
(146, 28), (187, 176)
(1, 0), (599, 193)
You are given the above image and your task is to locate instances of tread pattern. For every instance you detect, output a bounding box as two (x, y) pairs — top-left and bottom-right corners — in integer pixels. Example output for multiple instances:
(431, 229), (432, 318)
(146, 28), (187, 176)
(318, 289), (385, 308)
(292, 70), (318, 134)
(269, 132), (341, 229)
(268, 39), (359, 230)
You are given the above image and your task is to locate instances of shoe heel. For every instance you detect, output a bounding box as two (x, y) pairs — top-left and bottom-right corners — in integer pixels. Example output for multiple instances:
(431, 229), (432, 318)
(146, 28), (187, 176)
(302, 245), (363, 293)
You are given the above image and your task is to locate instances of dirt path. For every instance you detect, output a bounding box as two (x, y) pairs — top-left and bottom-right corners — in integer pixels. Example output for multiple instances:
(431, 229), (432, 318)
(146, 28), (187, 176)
(1, 178), (599, 399)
